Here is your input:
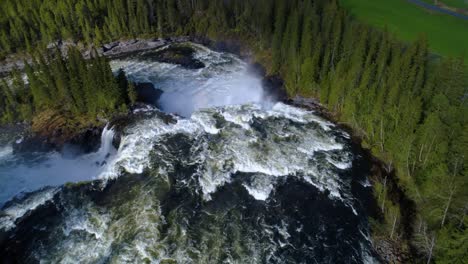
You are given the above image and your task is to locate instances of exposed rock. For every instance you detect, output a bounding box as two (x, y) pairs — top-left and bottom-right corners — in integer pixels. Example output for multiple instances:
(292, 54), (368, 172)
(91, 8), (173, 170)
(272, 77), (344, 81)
(135, 82), (164, 105)
(13, 110), (107, 153)
(12, 135), (55, 154)
(0, 123), (29, 146)
(373, 238), (410, 263)
(0, 37), (228, 76)
(67, 126), (104, 153)
(151, 45), (205, 69)
(262, 75), (288, 102)
(0, 38), (168, 76)
(167, 36), (191, 43)
(103, 41), (119, 52)
(102, 38), (167, 58)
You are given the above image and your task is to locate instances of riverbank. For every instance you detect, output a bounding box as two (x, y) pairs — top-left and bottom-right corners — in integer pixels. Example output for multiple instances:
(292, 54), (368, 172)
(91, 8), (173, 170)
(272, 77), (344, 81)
(186, 35), (418, 262)
(288, 97), (416, 263)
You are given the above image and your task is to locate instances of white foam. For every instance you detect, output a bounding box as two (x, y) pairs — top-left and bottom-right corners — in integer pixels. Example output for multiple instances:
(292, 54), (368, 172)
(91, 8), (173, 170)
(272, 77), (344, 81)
(0, 187), (59, 231)
(62, 208), (110, 240)
(0, 145), (13, 161)
(94, 102), (353, 203)
(197, 104), (350, 201)
(242, 174), (276, 201)
(98, 115), (201, 179)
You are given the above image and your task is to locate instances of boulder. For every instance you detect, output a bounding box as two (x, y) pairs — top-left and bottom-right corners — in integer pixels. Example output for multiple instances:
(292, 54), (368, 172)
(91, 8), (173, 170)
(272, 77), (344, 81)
(135, 82), (164, 105)
(262, 75), (288, 102)
(151, 45), (205, 69)
(103, 41), (119, 52)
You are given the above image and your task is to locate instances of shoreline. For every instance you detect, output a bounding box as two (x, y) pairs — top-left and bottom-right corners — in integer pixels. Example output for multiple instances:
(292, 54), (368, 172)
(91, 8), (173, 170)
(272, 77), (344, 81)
(287, 96), (416, 262)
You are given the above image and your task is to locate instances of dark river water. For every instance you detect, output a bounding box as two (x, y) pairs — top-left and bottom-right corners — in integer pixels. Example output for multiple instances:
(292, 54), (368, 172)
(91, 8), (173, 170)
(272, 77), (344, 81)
(0, 43), (378, 263)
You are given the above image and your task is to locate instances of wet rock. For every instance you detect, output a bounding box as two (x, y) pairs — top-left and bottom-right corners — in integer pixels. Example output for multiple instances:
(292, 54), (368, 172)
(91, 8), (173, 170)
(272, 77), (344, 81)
(108, 105), (176, 149)
(13, 125), (104, 155)
(135, 82), (164, 105)
(103, 41), (119, 52)
(12, 110), (108, 154)
(13, 136), (55, 154)
(102, 38), (167, 58)
(1, 38), (169, 76)
(262, 75), (288, 101)
(67, 126), (103, 153)
(0, 123), (29, 146)
(151, 45), (205, 69)
(167, 36), (191, 43)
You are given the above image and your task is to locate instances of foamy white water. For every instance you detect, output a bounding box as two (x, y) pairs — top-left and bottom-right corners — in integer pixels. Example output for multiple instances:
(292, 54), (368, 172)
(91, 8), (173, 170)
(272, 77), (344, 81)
(98, 102), (351, 203)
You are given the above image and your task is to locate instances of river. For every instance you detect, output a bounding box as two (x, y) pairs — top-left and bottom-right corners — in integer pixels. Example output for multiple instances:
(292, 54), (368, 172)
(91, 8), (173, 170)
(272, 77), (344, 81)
(0, 43), (378, 263)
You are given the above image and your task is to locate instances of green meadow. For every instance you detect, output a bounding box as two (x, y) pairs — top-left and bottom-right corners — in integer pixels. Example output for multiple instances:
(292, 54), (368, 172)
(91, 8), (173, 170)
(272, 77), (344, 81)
(340, 0), (468, 60)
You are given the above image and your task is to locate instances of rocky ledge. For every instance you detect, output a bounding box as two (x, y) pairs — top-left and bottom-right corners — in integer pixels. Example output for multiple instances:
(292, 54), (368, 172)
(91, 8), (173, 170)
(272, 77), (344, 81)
(0, 37), (195, 76)
(8, 82), (165, 154)
(146, 45), (205, 69)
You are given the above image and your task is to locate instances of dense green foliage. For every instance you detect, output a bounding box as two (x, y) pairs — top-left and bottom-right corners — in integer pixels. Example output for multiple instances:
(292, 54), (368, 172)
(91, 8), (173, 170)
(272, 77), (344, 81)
(0, 0), (466, 261)
(0, 49), (135, 124)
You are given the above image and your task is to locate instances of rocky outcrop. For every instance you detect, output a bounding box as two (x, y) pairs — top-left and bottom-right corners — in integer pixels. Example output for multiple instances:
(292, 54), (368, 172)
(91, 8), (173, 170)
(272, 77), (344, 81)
(0, 36), (251, 76)
(101, 38), (168, 58)
(109, 108), (177, 150)
(135, 82), (164, 105)
(0, 38), (172, 76)
(149, 45), (205, 69)
(9, 110), (106, 154)
(262, 75), (288, 102)
(374, 238), (411, 263)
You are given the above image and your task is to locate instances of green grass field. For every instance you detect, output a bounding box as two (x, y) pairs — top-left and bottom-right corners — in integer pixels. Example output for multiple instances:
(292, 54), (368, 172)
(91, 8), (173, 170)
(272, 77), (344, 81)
(340, 0), (468, 61)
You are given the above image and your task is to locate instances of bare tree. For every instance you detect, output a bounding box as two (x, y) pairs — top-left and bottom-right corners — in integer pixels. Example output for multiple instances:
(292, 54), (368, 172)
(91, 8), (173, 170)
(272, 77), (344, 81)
(381, 175), (387, 213)
(390, 213), (398, 239)
(418, 223), (436, 264)
(426, 235), (436, 264)
(459, 203), (467, 229)
(440, 159), (459, 227)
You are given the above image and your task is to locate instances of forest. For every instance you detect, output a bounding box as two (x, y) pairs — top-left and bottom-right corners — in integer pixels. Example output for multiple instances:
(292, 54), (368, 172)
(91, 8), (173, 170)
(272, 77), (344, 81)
(0, 0), (466, 262)
(0, 48), (136, 125)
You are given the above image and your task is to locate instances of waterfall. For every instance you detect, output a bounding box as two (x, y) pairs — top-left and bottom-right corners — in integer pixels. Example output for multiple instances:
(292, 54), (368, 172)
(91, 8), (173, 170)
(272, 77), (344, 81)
(94, 125), (116, 164)
(0, 145), (13, 161)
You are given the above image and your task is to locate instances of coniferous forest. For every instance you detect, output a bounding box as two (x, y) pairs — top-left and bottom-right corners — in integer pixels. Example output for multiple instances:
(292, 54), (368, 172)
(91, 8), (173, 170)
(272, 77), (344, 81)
(0, 0), (466, 262)
(1, 48), (136, 125)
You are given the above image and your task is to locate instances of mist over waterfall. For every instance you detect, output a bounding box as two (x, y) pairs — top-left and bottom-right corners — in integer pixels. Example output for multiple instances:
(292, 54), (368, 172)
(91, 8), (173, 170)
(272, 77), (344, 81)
(0, 125), (116, 207)
(0, 43), (378, 263)
(110, 43), (270, 117)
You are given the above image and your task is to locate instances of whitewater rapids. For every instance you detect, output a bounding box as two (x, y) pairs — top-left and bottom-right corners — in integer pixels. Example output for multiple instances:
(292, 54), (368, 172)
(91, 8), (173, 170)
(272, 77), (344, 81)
(0, 43), (378, 263)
